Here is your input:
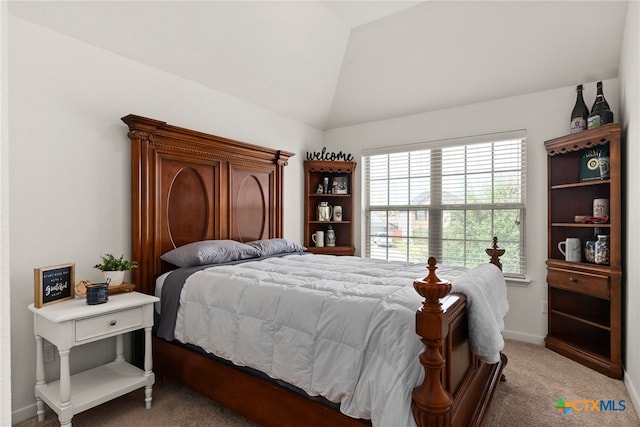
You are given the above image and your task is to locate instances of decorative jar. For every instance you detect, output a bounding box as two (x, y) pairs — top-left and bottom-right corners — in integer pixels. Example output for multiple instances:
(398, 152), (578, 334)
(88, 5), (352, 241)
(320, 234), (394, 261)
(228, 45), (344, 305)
(595, 235), (610, 265)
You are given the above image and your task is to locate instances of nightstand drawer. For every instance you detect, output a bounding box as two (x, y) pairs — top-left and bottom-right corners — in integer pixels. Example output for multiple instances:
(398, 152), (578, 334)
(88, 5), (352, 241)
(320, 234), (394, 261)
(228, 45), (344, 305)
(547, 268), (610, 299)
(75, 307), (143, 342)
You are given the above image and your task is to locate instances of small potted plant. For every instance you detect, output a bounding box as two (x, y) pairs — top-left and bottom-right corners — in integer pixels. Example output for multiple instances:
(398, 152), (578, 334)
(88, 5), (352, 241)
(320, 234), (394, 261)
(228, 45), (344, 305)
(94, 253), (138, 286)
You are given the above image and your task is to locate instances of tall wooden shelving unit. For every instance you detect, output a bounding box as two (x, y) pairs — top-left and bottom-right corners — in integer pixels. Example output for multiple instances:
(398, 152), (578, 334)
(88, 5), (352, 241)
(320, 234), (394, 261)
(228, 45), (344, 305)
(304, 160), (356, 256)
(544, 123), (622, 379)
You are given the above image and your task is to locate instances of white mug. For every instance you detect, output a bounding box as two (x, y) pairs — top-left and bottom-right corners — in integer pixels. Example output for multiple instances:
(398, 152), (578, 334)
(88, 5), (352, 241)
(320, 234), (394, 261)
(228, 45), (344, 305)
(558, 237), (581, 262)
(312, 231), (324, 247)
(593, 198), (609, 218)
(333, 205), (342, 221)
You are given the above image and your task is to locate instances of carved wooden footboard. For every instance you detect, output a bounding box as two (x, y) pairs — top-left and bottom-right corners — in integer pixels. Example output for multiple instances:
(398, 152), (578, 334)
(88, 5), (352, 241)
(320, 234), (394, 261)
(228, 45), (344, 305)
(123, 114), (507, 427)
(412, 252), (507, 427)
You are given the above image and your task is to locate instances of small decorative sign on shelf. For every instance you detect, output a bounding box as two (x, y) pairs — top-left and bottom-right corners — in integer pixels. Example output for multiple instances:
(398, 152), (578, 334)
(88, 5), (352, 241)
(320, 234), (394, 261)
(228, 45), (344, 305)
(34, 263), (75, 308)
(306, 147), (353, 162)
(579, 146), (609, 182)
(332, 176), (348, 194)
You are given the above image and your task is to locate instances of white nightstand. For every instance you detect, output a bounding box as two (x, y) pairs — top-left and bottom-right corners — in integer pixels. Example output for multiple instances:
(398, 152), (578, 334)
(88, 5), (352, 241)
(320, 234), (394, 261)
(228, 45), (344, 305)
(28, 291), (159, 427)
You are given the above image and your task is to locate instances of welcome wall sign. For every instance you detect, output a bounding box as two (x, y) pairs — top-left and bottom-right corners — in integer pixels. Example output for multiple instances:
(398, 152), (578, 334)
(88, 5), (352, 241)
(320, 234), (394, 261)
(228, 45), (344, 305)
(306, 147), (353, 162)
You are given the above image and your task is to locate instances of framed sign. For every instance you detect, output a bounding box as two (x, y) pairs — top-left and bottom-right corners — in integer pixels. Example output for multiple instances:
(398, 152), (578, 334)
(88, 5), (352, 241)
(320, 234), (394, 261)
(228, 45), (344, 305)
(332, 176), (349, 194)
(34, 263), (75, 308)
(579, 145), (609, 182)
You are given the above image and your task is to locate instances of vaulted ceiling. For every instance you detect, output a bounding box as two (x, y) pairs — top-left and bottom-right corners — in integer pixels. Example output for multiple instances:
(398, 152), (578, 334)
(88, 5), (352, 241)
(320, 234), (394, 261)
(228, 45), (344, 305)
(9, 1), (630, 130)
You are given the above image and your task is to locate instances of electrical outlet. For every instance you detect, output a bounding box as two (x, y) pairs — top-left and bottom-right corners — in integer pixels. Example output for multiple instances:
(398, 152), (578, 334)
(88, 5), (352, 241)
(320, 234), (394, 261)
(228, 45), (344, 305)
(542, 301), (548, 314)
(44, 343), (56, 363)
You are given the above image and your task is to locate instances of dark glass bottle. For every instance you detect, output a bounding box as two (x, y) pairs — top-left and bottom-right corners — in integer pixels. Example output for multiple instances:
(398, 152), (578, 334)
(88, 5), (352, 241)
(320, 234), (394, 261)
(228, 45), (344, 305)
(596, 81), (611, 111)
(570, 84), (588, 134)
(588, 81), (614, 128)
(584, 227), (601, 263)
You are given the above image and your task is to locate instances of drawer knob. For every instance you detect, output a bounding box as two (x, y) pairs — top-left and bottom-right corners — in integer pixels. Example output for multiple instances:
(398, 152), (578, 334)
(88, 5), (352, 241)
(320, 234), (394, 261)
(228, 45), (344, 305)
(569, 277), (577, 282)
(109, 320), (117, 326)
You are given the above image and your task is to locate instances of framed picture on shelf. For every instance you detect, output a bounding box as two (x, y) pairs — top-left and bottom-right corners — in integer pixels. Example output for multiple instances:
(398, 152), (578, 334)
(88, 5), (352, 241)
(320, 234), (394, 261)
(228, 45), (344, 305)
(34, 263), (75, 308)
(579, 145), (609, 182)
(332, 176), (348, 194)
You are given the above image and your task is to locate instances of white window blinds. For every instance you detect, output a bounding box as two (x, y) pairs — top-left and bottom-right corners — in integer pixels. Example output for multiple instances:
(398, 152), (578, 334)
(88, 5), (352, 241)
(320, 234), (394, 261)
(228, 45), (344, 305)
(363, 130), (527, 277)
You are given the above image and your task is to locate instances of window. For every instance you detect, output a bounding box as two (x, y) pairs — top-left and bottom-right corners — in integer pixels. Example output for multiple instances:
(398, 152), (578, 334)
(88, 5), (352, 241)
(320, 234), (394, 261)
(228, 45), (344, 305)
(363, 131), (526, 278)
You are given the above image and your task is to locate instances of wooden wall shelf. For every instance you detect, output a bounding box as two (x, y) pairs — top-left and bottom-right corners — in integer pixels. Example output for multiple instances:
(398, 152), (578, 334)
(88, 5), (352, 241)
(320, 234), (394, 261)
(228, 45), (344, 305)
(304, 160), (356, 256)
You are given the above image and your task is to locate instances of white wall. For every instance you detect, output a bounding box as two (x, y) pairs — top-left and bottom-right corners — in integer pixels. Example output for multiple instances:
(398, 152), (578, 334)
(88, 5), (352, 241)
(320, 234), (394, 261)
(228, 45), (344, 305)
(1, 1), (12, 425)
(325, 79), (621, 345)
(620, 0), (640, 413)
(8, 16), (319, 423)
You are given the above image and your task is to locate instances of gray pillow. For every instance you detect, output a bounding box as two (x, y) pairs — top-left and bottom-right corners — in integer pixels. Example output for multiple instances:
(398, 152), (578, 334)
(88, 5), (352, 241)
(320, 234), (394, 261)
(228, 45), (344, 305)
(246, 238), (306, 257)
(161, 240), (261, 267)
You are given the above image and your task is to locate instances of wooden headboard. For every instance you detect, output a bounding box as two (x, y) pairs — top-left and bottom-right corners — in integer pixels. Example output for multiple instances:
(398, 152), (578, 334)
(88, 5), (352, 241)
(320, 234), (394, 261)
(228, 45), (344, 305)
(122, 114), (294, 295)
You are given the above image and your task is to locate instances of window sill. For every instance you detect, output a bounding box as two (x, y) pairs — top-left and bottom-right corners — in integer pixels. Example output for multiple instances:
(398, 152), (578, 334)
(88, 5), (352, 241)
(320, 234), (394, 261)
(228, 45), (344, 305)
(505, 276), (531, 287)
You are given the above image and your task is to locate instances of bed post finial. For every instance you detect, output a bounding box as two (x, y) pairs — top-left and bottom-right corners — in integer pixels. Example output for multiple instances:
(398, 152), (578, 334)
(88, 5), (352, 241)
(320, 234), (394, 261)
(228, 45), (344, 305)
(485, 236), (505, 271)
(411, 257), (453, 427)
(414, 257), (452, 303)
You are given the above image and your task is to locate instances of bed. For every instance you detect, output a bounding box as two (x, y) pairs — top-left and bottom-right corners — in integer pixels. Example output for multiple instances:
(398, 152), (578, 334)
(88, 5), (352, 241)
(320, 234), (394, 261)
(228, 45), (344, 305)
(122, 114), (508, 427)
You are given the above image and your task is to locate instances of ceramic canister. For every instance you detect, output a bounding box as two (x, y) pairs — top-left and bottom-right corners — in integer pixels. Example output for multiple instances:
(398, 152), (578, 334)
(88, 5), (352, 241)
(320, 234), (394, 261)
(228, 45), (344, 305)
(333, 205), (342, 221)
(326, 227), (336, 247)
(593, 198), (609, 218)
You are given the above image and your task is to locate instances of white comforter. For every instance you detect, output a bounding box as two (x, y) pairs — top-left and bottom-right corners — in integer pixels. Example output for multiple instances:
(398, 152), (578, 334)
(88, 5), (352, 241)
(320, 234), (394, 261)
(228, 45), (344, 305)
(173, 254), (508, 427)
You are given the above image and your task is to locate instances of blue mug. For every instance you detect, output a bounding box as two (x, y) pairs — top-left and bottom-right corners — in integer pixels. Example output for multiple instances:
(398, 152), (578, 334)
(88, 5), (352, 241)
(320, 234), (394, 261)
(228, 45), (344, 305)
(86, 283), (109, 305)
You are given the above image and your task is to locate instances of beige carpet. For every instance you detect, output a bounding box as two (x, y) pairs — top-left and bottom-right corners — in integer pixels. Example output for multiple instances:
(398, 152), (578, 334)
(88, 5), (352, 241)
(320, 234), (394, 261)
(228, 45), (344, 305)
(485, 340), (638, 427)
(15, 340), (639, 426)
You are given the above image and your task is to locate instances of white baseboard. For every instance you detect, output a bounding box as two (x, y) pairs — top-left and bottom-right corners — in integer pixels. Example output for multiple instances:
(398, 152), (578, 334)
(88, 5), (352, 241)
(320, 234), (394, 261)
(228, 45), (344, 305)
(624, 371), (640, 417)
(503, 329), (545, 345)
(12, 402), (36, 425)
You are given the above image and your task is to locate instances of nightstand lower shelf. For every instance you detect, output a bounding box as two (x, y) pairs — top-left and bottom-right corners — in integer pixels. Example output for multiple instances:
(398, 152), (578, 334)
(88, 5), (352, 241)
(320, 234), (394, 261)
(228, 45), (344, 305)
(36, 361), (152, 415)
